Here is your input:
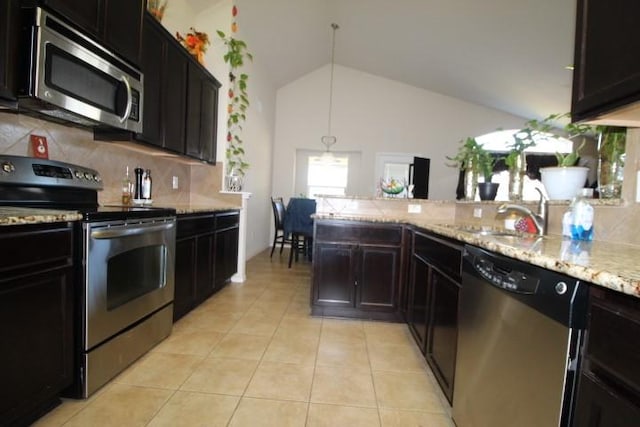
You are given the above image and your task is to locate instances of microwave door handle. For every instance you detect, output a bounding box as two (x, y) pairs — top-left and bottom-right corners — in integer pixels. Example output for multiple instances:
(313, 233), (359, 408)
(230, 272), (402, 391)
(91, 222), (175, 239)
(119, 75), (133, 123)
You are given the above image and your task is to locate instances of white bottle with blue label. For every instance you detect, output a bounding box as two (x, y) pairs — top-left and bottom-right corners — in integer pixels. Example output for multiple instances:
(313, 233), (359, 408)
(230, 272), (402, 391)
(570, 188), (594, 241)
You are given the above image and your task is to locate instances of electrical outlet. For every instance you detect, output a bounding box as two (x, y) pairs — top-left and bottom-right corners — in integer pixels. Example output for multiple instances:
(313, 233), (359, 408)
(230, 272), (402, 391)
(408, 204), (422, 214)
(172, 176), (179, 189)
(473, 208), (482, 218)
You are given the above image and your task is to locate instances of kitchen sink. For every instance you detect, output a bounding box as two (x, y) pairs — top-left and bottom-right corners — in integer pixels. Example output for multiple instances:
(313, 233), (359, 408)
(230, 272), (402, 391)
(438, 224), (543, 242)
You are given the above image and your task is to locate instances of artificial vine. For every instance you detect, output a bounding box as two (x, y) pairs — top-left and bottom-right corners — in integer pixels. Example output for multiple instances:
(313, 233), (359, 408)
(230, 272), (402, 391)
(217, 4), (252, 177)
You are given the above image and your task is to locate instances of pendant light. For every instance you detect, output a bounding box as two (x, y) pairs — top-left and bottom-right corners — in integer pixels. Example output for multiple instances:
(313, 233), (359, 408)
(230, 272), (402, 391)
(321, 23), (339, 158)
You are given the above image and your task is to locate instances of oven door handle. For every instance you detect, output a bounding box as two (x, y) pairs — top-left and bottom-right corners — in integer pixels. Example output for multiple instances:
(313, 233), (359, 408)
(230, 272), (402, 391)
(91, 221), (175, 239)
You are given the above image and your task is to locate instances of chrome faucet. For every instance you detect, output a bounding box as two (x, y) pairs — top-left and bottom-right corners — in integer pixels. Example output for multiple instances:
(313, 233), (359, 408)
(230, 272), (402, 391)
(497, 188), (549, 236)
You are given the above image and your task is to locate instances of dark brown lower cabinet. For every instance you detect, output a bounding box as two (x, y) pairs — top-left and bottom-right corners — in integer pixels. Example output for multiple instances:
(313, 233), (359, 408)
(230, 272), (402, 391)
(407, 230), (461, 404)
(173, 237), (196, 321)
(173, 211), (239, 322)
(312, 220), (403, 321)
(0, 223), (74, 426)
(407, 251), (429, 350)
(573, 286), (640, 426)
(214, 213), (239, 289)
(425, 267), (459, 403)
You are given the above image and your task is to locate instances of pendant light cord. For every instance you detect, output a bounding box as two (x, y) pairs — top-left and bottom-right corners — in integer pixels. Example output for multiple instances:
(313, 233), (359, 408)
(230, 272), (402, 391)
(327, 23), (339, 138)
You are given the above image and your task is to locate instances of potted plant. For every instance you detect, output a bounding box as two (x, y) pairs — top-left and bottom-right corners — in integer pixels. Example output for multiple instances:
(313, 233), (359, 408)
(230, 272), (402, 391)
(477, 148), (499, 200)
(538, 113), (592, 200)
(447, 137), (482, 200)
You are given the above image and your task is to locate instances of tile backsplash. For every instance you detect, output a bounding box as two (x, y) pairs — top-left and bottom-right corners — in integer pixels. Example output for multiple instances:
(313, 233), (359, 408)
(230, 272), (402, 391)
(0, 112), (232, 206)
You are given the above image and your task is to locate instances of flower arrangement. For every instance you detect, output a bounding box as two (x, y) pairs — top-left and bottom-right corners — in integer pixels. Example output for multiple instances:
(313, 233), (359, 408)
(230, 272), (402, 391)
(176, 27), (210, 65)
(147, 0), (168, 22)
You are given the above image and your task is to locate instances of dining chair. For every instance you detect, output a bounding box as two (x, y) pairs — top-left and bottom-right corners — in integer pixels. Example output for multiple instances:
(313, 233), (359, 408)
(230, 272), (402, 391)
(285, 198), (316, 268)
(270, 197), (290, 257)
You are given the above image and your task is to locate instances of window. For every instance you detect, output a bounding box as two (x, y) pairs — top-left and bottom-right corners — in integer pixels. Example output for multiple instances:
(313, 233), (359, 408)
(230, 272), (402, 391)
(294, 150), (362, 198)
(308, 153), (349, 197)
(476, 129), (573, 154)
(474, 129), (581, 201)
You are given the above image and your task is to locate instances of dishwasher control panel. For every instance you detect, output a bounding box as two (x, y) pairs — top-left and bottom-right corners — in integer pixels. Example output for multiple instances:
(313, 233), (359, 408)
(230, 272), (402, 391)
(473, 256), (540, 294)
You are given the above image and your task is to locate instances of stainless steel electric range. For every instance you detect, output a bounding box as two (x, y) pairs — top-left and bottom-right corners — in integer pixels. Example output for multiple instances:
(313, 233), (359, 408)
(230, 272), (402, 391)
(0, 155), (176, 398)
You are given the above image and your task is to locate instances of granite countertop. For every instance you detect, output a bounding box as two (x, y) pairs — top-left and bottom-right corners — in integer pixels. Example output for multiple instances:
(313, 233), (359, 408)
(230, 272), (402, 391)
(314, 212), (640, 299)
(0, 207), (83, 226)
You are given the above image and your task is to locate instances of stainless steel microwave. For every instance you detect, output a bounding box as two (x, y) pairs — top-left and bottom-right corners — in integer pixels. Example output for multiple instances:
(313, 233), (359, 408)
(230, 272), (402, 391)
(18, 7), (143, 133)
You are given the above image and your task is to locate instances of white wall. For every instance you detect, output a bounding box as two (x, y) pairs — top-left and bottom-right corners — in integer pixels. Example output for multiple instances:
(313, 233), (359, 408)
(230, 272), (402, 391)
(273, 64), (528, 200)
(174, 0), (277, 258)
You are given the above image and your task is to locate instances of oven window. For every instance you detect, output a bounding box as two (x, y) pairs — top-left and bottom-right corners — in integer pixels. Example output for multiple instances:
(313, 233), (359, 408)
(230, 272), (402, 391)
(106, 245), (166, 310)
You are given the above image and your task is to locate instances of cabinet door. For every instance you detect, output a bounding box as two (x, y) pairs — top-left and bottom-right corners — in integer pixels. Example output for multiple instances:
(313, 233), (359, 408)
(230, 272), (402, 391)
(0, 267), (74, 425)
(185, 63), (203, 159)
(215, 227), (239, 289)
(195, 233), (215, 303)
(139, 14), (163, 146)
(357, 245), (399, 311)
(43, 0), (102, 38)
(103, 0), (143, 66)
(186, 62), (219, 163)
(572, 0), (640, 121)
(163, 43), (188, 153)
(574, 372), (640, 427)
(0, 0), (20, 103)
(408, 254), (429, 353)
(313, 243), (357, 307)
(173, 237), (196, 322)
(425, 267), (459, 404)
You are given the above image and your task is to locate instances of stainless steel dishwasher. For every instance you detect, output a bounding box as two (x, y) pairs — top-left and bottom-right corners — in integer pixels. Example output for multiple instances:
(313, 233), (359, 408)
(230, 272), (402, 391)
(453, 245), (588, 427)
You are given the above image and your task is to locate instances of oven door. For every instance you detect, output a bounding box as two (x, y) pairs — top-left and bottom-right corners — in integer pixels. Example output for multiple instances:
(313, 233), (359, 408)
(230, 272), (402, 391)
(84, 217), (175, 350)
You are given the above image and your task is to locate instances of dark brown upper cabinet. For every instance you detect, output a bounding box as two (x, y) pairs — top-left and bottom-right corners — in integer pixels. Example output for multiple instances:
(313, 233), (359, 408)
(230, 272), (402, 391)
(95, 12), (220, 164)
(0, 0), (20, 106)
(185, 61), (220, 164)
(136, 12), (188, 153)
(39, 0), (144, 67)
(572, 0), (640, 125)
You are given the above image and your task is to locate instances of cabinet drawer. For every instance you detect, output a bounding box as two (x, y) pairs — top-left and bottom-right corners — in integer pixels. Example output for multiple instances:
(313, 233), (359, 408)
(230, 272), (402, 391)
(216, 211), (239, 230)
(0, 224), (72, 273)
(315, 221), (402, 245)
(586, 287), (640, 394)
(177, 214), (215, 238)
(414, 231), (462, 282)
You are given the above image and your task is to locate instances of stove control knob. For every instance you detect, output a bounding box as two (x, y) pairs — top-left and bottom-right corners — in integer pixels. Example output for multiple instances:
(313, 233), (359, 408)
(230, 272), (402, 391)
(93, 174), (101, 182)
(74, 170), (84, 179)
(84, 172), (92, 180)
(1, 161), (15, 174)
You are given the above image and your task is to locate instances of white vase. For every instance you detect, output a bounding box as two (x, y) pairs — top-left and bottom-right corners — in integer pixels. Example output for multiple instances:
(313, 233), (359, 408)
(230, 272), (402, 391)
(540, 167), (589, 200)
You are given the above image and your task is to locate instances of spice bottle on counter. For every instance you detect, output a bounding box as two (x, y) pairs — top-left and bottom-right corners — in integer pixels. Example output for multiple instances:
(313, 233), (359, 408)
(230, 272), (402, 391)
(134, 167), (144, 200)
(121, 166), (132, 205)
(142, 169), (152, 200)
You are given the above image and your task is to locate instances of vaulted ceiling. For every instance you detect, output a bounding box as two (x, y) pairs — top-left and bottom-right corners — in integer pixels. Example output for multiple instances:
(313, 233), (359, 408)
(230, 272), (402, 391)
(188, 0), (577, 121)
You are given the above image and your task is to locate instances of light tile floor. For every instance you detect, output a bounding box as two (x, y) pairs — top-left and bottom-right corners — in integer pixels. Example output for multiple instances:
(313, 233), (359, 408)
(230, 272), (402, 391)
(34, 250), (454, 426)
